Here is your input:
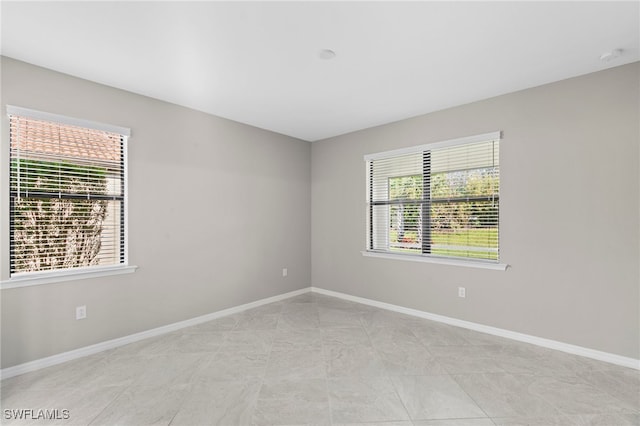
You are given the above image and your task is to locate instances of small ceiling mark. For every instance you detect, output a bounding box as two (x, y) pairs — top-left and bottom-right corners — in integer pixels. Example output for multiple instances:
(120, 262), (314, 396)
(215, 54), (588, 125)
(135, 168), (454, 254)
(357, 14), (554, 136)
(600, 49), (623, 62)
(318, 49), (336, 60)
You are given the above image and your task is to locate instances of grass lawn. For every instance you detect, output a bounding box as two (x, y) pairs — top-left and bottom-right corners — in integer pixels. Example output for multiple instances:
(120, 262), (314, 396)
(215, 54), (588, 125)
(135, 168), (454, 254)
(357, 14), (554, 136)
(431, 228), (498, 246)
(432, 228), (498, 260)
(389, 228), (498, 260)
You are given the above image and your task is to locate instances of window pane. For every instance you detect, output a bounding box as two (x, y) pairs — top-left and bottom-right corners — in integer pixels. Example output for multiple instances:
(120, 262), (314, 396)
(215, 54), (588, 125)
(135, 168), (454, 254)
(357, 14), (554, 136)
(431, 200), (499, 260)
(389, 203), (422, 253)
(371, 204), (390, 251)
(429, 149), (499, 260)
(369, 153), (422, 203)
(9, 113), (126, 276)
(389, 175), (422, 200)
(366, 136), (500, 262)
(11, 198), (122, 273)
(431, 168), (499, 199)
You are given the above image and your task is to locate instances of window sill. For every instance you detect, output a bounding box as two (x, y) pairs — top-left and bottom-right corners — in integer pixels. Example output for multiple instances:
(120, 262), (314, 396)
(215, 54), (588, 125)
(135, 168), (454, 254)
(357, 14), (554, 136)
(1, 265), (138, 289)
(361, 251), (508, 271)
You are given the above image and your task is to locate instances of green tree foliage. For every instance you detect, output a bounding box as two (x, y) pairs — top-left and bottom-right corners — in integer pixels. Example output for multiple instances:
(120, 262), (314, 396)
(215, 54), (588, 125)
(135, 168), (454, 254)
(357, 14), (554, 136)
(431, 168), (498, 231)
(388, 168), (498, 251)
(11, 159), (108, 273)
(389, 175), (422, 246)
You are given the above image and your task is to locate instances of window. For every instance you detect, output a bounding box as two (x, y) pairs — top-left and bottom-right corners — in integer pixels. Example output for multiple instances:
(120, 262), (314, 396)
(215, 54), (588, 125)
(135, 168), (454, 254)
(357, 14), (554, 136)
(366, 132), (501, 264)
(7, 106), (130, 278)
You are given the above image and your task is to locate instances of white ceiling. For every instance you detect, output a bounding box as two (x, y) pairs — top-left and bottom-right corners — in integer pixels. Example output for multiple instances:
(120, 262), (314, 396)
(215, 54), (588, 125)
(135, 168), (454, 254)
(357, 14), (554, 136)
(1, 1), (638, 142)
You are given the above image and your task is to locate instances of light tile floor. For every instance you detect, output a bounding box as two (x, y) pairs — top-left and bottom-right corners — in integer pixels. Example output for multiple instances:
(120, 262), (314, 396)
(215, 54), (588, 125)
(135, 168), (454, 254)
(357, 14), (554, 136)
(1, 293), (638, 425)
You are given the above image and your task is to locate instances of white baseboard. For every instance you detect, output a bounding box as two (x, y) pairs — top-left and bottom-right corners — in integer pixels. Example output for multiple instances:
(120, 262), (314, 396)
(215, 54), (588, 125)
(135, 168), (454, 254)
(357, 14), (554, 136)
(0, 287), (311, 380)
(4, 285), (637, 380)
(311, 287), (640, 370)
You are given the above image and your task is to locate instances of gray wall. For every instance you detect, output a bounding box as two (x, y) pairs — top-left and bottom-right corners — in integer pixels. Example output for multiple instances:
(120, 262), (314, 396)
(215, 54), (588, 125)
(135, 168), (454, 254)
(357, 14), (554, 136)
(2, 57), (638, 368)
(311, 63), (640, 359)
(0, 57), (311, 368)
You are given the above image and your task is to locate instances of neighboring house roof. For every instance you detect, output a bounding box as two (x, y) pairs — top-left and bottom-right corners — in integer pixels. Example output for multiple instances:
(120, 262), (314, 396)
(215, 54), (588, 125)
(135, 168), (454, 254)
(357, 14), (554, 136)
(9, 115), (121, 164)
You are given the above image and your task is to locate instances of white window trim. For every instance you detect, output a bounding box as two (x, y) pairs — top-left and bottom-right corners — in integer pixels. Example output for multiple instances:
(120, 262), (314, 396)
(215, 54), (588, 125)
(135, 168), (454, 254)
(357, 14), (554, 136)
(4, 106), (135, 287)
(362, 250), (508, 271)
(0, 265), (138, 289)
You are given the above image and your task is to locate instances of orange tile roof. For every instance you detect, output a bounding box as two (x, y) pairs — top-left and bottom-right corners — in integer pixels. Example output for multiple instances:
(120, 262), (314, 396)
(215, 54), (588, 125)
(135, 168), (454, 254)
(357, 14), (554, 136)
(9, 115), (121, 164)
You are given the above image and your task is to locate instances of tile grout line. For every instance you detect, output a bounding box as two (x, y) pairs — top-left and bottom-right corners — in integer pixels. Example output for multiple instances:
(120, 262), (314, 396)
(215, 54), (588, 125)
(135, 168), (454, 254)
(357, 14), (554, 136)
(360, 316), (414, 423)
(447, 372), (497, 424)
(167, 342), (225, 425)
(85, 380), (131, 426)
(316, 297), (337, 426)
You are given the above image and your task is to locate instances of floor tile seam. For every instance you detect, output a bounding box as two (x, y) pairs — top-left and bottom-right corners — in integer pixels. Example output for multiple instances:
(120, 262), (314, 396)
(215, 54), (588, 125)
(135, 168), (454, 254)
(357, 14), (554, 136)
(451, 370), (543, 379)
(489, 413), (568, 426)
(0, 383), (87, 394)
(386, 374), (420, 423)
(166, 408), (181, 426)
(188, 350), (221, 385)
(164, 380), (200, 426)
(385, 372), (456, 379)
(269, 347), (324, 355)
(324, 375), (335, 426)
(535, 381), (640, 418)
(247, 342), (273, 425)
(524, 370), (607, 384)
(369, 343), (449, 377)
(181, 329), (234, 335)
(215, 347), (273, 355)
(506, 374), (568, 417)
(357, 309), (371, 330)
(556, 406), (633, 421)
(257, 376), (329, 403)
(405, 326), (439, 354)
(320, 325), (340, 426)
(435, 363), (509, 376)
(274, 310), (292, 330)
(535, 411), (634, 423)
(413, 415), (496, 422)
(231, 326), (279, 332)
(260, 327), (277, 380)
(598, 365), (640, 374)
(447, 372), (504, 421)
(124, 357), (160, 389)
(577, 370), (640, 395)
(489, 413), (611, 426)
(238, 377), (264, 424)
(187, 353), (214, 384)
(85, 382), (130, 426)
(534, 370), (628, 388)
(361, 319), (387, 355)
(178, 330), (231, 346)
(372, 336), (435, 356)
(234, 316), (283, 329)
(159, 346), (226, 356)
(244, 305), (285, 317)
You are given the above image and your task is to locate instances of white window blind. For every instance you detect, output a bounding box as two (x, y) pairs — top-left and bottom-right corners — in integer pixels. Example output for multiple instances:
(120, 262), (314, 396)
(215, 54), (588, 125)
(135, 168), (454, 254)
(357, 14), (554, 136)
(8, 110), (128, 276)
(366, 132), (500, 262)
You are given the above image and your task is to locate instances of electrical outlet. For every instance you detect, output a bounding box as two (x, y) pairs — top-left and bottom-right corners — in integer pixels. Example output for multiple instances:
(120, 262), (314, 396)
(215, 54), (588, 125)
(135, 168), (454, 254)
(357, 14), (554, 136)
(76, 305), (87, 320)
(282, 268), (288, 277)
(458, 287), (466, 298)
